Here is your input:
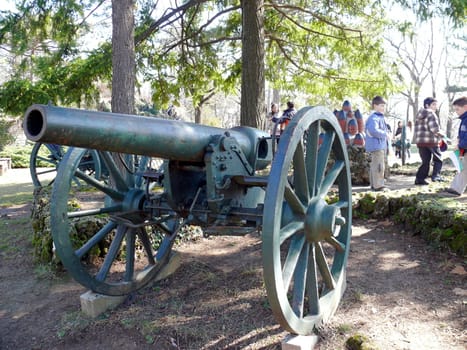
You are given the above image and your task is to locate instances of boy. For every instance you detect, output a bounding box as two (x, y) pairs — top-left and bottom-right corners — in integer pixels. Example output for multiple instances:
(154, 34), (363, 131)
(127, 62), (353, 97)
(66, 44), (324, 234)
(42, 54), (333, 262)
(445, 96), (467, 196)
(365, 96), (389, 191)
(414, 97), (445, 185)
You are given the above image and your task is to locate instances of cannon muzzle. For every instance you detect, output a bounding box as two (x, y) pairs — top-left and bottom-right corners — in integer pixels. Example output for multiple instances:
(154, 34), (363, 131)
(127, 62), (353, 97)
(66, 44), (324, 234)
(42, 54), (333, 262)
(24, 104), (270, 163)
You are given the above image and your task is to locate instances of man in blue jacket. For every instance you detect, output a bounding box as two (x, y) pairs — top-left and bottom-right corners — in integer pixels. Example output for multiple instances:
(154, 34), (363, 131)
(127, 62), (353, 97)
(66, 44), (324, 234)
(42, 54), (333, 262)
(365, 96), (390, 191)
(445, 96), (467, 196)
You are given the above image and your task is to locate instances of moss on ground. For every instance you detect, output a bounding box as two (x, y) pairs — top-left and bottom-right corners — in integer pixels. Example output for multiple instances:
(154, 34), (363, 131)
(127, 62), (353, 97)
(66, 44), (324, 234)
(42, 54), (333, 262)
(353, 188), (466, 257)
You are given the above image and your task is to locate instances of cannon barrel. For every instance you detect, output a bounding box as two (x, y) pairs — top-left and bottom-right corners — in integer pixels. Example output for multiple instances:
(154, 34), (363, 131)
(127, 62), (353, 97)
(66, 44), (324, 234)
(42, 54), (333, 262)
(24, 104), (269, 163)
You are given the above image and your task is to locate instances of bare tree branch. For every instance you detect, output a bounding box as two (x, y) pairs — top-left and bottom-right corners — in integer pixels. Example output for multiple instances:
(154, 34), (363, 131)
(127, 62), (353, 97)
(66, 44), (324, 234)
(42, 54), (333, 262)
(266, 1), (364, 36)
(135, 0), (212, 45)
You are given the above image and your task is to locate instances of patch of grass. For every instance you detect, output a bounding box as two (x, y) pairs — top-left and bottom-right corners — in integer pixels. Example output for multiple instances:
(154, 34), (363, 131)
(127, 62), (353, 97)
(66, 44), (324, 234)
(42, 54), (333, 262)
(337, 323), (353, 334)
(120, 318), (136, 329)
(0, 189), (34, 206)
(240, 265), (259, 277)
(34, 264), (58, 280)
(56, 311), (92, 338)
(0, 217), (31, 256)
(352, 289), (364, 302)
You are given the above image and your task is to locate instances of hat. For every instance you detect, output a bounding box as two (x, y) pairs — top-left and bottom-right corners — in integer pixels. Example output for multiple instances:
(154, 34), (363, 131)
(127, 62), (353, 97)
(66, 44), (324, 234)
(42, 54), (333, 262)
(423, 97), (437, 108)
(371, 96), (386, 106)
(439, 139), (447, 152)
(342, 100), (351, 107)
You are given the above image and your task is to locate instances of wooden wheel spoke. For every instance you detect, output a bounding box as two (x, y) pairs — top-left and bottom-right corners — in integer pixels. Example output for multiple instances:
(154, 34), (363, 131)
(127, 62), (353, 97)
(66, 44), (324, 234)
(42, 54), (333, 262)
(306, 243), (320, 315)
(334, 200), (349, 209)
(74, 169), (125, 200)
(67, 205), (123, 219)
(98, 151), (129, 192)
(279, 221), (305, 245)
(46, 145), (64, 158)
(50, 147), (174, 296)
(320, 160), (344, 196)
(134, 156), (150, 188)
(36, 167), (57, 175)
(293, 141), (309, 204)
(305, 121), (320, 197)
(125, 229), (136, 282)
(325, 236), (345, 253)
(291, 242), (310, 318)
(96, 226), (126, 282)
(36, 155), (59, 165)
(315, 242), (336, 291)
(316, 130), (335, 189)
(284, 183), (306, 216)
(282, 234), (306, 291)
(137, 227), (156, 265)
(75, 221), (117, 259)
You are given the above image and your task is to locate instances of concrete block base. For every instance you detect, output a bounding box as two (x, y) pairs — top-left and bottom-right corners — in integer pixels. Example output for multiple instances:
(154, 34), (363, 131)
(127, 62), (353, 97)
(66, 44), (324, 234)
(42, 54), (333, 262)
(154, 251), (181, 283)
(281, 334), (319, 350)
(80, 252), (181, 318)
(80, 291), (126, 318)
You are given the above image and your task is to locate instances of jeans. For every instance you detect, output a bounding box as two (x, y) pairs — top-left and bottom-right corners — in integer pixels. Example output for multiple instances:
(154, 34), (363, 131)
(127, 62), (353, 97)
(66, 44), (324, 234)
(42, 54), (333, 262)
(450, 154), (467, 194)
(416, 146), (443, 181)
(369, 149), (385, 189)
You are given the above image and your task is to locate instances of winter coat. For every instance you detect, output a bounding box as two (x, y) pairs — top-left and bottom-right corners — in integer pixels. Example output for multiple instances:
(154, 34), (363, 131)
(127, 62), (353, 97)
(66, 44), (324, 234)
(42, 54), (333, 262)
(414, 108), (442, 147)
(365, 111), (388, 152)
(458, 111), (467, 151)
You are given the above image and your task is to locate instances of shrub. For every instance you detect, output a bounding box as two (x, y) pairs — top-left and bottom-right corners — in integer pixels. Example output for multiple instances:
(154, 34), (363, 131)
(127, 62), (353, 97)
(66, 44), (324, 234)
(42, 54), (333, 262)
(0, 143), (33, 168)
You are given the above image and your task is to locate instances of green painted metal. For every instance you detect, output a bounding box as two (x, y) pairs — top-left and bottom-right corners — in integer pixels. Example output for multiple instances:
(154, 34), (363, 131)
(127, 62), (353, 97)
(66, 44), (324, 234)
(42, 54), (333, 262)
(24, 103), (352, 334)
(50, 148), (176, 296)
(24, 104), (268, 163)
(262, 106), (352, 335)
(29, 142), (102, 187)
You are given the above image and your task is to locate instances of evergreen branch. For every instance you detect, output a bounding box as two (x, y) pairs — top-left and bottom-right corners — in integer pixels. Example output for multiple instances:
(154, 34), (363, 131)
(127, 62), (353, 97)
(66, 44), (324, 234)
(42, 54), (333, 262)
(271, 36), (383, 83)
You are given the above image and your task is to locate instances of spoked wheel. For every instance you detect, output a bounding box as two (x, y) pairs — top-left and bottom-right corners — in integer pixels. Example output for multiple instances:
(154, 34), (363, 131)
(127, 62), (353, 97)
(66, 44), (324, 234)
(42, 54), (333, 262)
(30, 143), (65, 187)
(51, 148), (176, 296)
(30, 142), (101, 187)
(263, 106), (352, 335)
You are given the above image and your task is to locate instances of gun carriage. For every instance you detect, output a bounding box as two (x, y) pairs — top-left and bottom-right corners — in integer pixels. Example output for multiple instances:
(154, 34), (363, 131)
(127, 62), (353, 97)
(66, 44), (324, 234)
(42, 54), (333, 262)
(23, 104), (352, 335)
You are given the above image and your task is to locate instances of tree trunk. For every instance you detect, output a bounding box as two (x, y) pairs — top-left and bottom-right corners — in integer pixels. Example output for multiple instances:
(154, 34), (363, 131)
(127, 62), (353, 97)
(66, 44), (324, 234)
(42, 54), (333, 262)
(240, 0), (265, 128)
(111, 0), (136, 181)
(111, 0), (135, 115)
(195, 106), (202, 124)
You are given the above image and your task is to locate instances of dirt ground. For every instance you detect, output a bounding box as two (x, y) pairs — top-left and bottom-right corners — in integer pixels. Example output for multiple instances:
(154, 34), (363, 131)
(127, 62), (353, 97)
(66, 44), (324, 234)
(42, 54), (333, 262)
(0, 169), (466, 349)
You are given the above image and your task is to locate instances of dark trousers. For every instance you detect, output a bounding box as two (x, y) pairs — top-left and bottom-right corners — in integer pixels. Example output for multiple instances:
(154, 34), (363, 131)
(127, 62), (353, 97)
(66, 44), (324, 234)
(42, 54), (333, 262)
(416, 146), (443, 181)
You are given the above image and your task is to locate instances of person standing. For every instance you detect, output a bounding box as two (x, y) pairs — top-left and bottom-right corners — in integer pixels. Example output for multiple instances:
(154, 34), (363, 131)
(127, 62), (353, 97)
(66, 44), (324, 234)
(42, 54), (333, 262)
(445, 96), (467, 196)
(279, 101), (297, 134)
(394, 121), (403, 158)
(414, 97), (445, 185)
(365, 96), (389, 191)
(267, 103), (281, 139)
(405, 120), (413, 159)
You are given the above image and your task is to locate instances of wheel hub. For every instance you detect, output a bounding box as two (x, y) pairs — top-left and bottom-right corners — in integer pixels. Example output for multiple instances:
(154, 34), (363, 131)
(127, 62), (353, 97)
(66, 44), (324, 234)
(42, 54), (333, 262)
(122, 188), (146, 212)
(304, 198), (339, 243)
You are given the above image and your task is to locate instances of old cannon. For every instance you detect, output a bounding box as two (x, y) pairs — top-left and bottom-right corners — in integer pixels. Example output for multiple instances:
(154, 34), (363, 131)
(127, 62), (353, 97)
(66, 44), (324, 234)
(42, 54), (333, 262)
(23, 103), (352, 335)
